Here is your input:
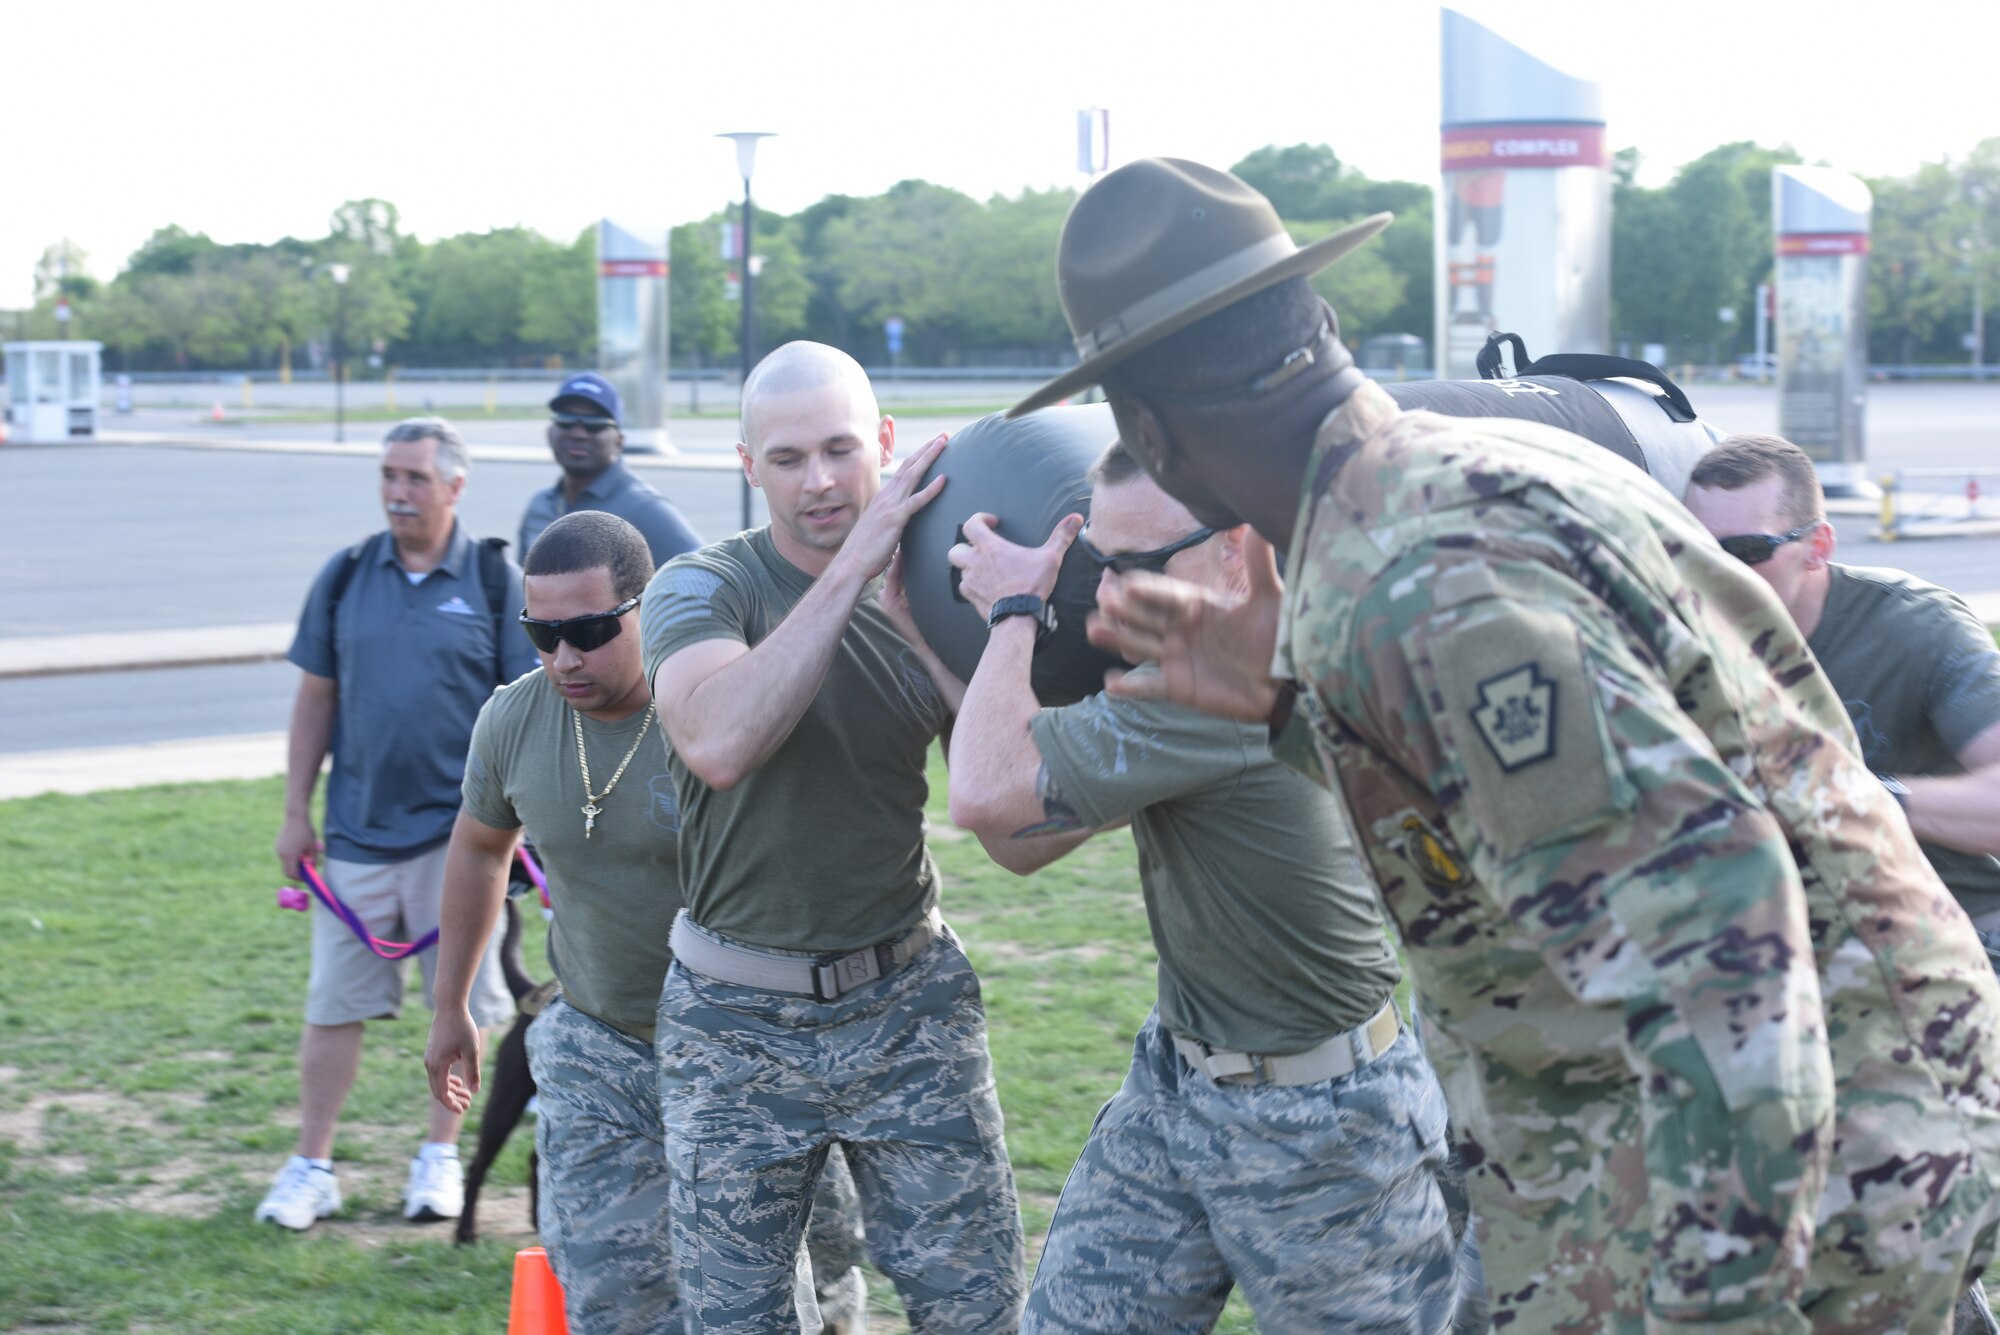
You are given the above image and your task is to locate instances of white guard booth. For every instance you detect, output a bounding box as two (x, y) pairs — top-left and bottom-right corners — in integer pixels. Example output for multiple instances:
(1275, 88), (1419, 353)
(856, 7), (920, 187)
(4, 340), (102, 443)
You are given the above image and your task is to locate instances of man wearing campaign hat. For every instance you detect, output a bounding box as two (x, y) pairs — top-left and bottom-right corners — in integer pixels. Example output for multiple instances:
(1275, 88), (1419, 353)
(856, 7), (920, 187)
(519, 371), (701, 568)
(1038, 158), (2000, 1332)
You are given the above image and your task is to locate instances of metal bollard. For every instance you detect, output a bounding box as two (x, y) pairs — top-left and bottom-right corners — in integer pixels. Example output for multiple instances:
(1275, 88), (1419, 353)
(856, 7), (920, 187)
(1877, 473), (1899, 542)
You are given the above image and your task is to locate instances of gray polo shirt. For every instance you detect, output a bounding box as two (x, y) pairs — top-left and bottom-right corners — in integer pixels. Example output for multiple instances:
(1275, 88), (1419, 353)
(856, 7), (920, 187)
(288, 522), (537, 864)
(518, 460), (702, 568)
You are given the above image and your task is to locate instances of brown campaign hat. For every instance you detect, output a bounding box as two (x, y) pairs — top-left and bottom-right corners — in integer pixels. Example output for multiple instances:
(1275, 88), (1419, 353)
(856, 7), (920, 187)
(1010, 158), (1391, 417)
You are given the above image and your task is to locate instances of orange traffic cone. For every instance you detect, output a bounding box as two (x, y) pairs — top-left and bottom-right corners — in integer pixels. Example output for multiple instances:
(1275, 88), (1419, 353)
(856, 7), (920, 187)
(507, 1246), (570, 1335)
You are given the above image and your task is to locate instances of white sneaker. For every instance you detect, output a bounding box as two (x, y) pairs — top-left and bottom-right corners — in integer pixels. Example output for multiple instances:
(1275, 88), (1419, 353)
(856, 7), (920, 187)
(403, 1147), (464, 1222)
(254, 1156), (340, 1230)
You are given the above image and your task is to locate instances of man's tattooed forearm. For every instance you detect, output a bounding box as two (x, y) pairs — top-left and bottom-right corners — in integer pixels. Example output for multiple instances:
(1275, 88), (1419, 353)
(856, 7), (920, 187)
(1011, 762), (1088, 838)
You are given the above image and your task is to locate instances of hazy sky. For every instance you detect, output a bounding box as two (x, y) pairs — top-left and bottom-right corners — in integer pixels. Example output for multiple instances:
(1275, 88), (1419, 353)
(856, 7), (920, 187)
(6, 0), (1989, 309)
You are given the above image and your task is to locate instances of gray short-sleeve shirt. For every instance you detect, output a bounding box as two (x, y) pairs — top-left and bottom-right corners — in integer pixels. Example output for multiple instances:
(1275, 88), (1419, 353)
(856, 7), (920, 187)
(1030, 688), (1401, 1054)
(518, 461), (702, 569)
(1808, 563), (2000, 916)
(288, 523), (538, 863)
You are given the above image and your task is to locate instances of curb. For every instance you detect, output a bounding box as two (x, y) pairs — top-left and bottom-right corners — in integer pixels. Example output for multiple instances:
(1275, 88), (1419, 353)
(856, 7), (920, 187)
(0, 732), (287, 801)
(0, 624), (295, 681)
(84, 432), (747, 472)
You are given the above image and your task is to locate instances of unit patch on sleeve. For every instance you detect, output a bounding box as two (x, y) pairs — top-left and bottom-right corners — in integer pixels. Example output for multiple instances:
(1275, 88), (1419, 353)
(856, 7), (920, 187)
(1416, 600), (1625, 862)
(1470, 664), (1557, 772)
(1400, 813), (1470, 890)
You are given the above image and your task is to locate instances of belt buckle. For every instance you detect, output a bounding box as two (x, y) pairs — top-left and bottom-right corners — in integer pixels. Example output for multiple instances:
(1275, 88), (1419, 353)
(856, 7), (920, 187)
(815, 948), (883, 1001)
(1197, 1041), (1265, 1086)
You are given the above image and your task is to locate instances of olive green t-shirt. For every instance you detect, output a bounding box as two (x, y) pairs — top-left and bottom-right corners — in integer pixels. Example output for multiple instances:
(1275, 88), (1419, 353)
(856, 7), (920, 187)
(641, 527), (946, 951)
(1030, 689), (1401, 1055)
(461, 668), (681, 1040)
(1808, 563), (2000, 918)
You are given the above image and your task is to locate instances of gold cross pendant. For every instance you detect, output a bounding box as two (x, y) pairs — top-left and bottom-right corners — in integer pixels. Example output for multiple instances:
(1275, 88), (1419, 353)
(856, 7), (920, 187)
(581, 802), (602, 838)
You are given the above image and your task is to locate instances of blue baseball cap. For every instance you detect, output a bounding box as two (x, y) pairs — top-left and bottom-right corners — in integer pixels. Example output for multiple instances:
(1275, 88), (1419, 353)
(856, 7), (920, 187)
(549, 372), (622, 424)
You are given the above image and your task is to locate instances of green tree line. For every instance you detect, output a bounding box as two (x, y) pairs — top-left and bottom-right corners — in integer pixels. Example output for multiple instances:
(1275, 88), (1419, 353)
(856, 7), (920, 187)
(13, 140), (2000, 372)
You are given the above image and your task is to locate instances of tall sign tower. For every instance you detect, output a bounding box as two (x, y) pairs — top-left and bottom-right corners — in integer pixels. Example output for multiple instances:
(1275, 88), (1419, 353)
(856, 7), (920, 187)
(1773, 167), (1873, 496)
(1437, 9), (1610, 378)
(597, 219), (670, 451)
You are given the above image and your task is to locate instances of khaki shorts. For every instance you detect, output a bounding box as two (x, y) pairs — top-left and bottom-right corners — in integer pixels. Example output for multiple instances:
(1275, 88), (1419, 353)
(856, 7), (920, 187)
(305, 844), (514, 1028)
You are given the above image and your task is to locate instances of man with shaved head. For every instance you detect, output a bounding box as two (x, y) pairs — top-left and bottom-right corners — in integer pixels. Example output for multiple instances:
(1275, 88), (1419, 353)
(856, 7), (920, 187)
(642, 341), (1026, 1331)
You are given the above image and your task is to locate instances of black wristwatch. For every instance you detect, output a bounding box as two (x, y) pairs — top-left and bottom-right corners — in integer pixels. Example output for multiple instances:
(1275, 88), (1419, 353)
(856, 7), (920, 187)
(988, 593), (1058, 648)
(1879, 774), (1911, 809)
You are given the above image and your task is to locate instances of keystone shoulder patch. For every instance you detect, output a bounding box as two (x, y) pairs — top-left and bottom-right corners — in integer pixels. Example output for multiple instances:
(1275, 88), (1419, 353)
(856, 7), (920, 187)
(1470, 663), (1556, 772)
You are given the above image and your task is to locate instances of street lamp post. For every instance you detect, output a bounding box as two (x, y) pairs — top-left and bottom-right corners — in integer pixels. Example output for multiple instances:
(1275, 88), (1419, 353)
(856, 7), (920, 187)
(718, 132), (774, 529)
(329, 263), (351, 443)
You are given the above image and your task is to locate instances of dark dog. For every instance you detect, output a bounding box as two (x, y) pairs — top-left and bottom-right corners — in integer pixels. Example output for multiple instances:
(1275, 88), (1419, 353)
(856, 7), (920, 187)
(455, 892), (558, 1245)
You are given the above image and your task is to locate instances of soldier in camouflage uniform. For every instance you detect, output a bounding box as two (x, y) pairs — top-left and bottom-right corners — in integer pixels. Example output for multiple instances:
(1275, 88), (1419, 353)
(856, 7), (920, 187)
(940, 442), (1470, 1333)
(644, 343), (1025, 1332)
(426, 511), (866, 1334)
(1013, 157), (2000, 1333)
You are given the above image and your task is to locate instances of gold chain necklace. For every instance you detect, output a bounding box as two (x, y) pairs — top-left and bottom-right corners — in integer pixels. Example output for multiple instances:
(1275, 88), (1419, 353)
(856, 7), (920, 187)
(573, 701), (657, 838)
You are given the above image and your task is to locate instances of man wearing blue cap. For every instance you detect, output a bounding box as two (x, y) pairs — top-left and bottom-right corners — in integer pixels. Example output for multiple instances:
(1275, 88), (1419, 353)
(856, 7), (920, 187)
(519, 372), (701, 569)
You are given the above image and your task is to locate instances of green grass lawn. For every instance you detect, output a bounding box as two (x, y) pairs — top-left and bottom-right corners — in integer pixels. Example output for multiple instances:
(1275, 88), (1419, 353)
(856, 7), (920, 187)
(0, 756), (1260, 1331)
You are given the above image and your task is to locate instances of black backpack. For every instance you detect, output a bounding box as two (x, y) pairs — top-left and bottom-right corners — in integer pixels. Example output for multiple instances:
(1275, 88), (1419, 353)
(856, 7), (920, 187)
(1383, 332), (1720, 498)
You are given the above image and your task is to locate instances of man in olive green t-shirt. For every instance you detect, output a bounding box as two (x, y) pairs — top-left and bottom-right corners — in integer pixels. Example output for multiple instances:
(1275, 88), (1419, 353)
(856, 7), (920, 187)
(424, 511), (867, 1335)
(945, 443), (1468, 1332)
(642, 343), (1025, 1333)
(1684, 436), (2000, 921)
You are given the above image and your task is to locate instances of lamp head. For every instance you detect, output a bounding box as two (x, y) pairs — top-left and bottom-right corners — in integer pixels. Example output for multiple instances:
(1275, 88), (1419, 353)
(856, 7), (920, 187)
(717, 131), (776, 182)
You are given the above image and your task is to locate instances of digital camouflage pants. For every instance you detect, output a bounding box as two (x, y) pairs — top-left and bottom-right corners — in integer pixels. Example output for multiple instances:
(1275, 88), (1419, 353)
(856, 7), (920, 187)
(1023, 1011), (1465, 1333)
(656, 920), (1026, 1334)
(527, 996), (867, 1333)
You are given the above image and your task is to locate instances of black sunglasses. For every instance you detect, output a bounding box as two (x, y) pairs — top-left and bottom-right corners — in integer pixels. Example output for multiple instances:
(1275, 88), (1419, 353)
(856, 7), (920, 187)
(552, 412), (618, 433)
(518, 596), (640, 653)
(1717, 525), (1816, 566)
(1077, 526), (1218, 576)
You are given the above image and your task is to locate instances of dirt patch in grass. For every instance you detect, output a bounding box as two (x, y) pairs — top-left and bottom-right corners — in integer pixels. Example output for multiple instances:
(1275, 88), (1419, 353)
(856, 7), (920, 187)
(971, 939), (1118, 966)
(310, 1182), (539, 1249)
(0, 1089), (126, 1151)
(86, 1154), (228, 1217)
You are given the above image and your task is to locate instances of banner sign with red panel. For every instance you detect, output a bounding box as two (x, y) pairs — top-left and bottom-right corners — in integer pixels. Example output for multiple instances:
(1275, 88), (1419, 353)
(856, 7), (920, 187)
(1776, 234), (1869, 256)
(1440, 124), (1606, 172)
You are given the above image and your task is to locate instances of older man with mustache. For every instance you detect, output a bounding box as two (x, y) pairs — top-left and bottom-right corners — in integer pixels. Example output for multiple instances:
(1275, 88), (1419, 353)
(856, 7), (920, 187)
(259, 416), (538, 1233)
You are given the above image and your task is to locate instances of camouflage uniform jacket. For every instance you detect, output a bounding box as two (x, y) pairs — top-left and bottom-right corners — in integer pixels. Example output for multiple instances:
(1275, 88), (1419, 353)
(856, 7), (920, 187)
(1272, 379), (2000, 1329)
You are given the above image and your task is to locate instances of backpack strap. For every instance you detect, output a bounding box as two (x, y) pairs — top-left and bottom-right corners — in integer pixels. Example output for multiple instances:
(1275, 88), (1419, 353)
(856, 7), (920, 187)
(322, 535), (375, 676)
(477, 536), (512, 687)
(1476, 330), (1697, 423)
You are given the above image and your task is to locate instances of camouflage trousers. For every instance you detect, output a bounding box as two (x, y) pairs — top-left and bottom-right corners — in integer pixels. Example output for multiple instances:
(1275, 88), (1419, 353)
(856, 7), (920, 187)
(1023, 1011), (1464, 1333)
(526, 996), (867, 1334)
(1435, 1022), (2000, 1335)
(657, 918), (1027, 1334)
